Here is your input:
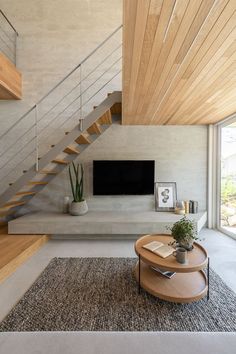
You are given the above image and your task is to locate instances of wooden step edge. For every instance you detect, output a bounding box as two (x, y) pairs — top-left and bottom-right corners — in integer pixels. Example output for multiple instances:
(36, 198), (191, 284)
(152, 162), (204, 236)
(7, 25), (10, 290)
(39, 170), (59, 175)
(63, 146), (80, 155)
(28, 181), (48, 185)
(75, 134), (91, 145)
(4, 201), (26, 208)
(110, 102), (122, 115)
(15, 191), (37, 196)
(87, 122), (102, 135)
(52, 159), (70, 165)
(98, 110), (112, 125)
(0, 234), (50, 284)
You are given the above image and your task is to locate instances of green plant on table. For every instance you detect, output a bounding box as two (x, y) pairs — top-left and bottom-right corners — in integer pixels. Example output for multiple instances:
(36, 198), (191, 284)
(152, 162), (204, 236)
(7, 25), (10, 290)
(69, 162), (84, 202)
(167, 216), (198, 249)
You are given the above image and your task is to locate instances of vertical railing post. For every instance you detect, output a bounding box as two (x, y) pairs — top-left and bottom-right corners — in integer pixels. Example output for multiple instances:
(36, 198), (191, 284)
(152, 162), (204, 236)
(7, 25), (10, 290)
(34, 105), (39, 171)
(79, 64), (83, 131)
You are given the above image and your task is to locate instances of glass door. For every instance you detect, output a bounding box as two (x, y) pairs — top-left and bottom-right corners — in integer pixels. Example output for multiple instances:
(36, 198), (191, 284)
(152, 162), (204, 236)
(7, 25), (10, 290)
(219, 119), (236, 238)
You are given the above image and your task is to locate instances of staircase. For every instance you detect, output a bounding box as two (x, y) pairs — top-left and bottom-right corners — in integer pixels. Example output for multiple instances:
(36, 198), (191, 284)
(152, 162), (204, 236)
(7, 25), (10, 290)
(0, 25), (122, 225)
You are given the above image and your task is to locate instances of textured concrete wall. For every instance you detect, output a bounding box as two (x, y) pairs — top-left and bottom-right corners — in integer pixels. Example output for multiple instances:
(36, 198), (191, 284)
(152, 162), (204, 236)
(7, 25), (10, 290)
(0, 1), (208, 215)
(0, 0), (122, 133)
(27, 124), (208, 213)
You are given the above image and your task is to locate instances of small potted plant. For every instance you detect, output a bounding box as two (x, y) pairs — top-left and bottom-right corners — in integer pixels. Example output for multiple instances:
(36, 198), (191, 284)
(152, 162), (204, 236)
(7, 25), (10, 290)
(69, 162), (88, 216)
(168, 216), (198, 250)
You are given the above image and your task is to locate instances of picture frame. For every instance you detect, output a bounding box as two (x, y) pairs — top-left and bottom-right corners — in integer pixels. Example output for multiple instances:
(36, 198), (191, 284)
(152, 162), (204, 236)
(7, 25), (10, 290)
(155, 182), (177, 212)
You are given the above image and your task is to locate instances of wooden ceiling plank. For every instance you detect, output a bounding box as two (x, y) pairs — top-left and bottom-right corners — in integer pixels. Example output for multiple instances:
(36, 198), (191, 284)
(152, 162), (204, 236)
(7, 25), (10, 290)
(155, 1), (235, 122)
(133, 0), (179, 123)
(122, 0), (138, 118)
(139, 0), (206, 124)
(164, 43), (236, 123)
(164, 28), (236, 123)
(145, 0), (223, 123)
(133, 0), (190, 124)
(122, 0), (236, 125)
(126, 0), (151, 116)
(182, 83), (236, 124)
(131, 0), (164, 119)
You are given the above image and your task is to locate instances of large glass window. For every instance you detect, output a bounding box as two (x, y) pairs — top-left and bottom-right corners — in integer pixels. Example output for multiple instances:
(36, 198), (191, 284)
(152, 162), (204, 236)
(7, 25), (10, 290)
(219, 120), (236, 237)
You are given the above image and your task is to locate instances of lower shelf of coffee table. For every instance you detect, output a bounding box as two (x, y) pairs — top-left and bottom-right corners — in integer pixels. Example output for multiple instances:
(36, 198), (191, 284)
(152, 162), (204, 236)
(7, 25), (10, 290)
(135, 261), (208, 303)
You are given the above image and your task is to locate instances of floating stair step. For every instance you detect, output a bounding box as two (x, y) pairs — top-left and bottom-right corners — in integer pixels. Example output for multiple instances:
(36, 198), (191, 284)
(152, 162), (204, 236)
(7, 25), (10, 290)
(15, 191), (37, 196)
(63, 146), (80, 155)
(28, 181), (48, 185)
(40, 170), (59, 175)
(111, 102), (122, 115)
(107, 93), (122, 115)
(4, 201), (26, 208)
(98, 110), (112, 125)
(52, 159), (70, 165)
(87, 122), (102, 135)
(75, 134), (91, 145)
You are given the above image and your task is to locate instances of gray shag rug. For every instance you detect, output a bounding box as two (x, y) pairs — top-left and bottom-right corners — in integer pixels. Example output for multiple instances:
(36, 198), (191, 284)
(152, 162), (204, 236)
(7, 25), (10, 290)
(0, 257), (236, 332)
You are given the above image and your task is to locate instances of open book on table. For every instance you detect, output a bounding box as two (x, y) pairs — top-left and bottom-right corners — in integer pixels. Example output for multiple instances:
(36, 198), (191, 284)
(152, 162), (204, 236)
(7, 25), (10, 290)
(142, 240), (174, 259)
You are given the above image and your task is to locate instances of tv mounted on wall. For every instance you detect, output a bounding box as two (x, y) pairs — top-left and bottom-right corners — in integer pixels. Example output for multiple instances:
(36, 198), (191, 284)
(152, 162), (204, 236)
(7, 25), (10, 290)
(93, 160), (155, 195)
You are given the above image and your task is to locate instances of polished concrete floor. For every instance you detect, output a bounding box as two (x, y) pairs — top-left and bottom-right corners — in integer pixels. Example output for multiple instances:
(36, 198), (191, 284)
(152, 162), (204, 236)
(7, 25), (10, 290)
(0, 228), (235, 354)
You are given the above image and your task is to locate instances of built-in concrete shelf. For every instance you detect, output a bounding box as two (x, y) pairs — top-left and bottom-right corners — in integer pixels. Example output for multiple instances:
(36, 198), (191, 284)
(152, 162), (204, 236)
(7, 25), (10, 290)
(8, 211), (207, 237)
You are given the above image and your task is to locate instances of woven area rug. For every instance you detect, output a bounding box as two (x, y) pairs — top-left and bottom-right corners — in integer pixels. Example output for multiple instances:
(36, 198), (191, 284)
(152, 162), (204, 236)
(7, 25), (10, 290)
(1, 257), (236, 332)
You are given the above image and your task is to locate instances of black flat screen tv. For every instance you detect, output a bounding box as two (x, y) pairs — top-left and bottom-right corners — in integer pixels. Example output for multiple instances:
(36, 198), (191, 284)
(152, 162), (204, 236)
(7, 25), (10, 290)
(93, 160), (155, 195)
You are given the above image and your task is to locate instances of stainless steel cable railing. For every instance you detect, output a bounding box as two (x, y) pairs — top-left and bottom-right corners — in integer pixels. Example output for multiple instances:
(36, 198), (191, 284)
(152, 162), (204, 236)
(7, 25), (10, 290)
(0, 9), (18, 64)
(0, 25), (122, 193)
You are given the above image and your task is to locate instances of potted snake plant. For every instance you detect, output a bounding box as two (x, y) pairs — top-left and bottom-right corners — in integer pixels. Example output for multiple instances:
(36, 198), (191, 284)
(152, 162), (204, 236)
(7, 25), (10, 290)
(69, 162), (88, 216)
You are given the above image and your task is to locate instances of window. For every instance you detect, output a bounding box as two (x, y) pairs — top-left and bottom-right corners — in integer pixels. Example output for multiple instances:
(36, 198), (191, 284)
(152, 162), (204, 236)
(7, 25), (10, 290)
(218, 119), (236, 238)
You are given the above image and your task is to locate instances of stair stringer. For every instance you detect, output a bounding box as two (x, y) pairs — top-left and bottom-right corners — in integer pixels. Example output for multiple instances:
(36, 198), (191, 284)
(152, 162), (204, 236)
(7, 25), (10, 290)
(0, 91), (122, 209)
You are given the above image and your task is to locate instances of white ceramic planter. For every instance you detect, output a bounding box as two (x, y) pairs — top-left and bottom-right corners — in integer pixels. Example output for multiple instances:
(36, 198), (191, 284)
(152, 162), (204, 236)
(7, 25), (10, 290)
(70, 200), (88, 216)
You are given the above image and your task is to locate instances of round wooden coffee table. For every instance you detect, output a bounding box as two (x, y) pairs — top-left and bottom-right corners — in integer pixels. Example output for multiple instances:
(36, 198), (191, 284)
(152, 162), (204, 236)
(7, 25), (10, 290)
(134, 234), (209, 303)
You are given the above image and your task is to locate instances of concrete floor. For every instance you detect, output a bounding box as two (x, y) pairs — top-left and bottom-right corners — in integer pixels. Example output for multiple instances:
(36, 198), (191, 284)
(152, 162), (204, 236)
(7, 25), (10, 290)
(0, 228), (235, 354)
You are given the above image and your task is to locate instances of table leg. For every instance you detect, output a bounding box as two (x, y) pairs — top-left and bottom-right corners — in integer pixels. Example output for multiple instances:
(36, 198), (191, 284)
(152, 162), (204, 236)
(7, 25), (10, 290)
(207, 257), (210, 300)
(138, 254), (141, 294)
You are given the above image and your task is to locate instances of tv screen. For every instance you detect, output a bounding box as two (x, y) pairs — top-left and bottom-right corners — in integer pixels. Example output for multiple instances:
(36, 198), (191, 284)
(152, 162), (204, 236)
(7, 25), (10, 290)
(93, 160), (155, 195)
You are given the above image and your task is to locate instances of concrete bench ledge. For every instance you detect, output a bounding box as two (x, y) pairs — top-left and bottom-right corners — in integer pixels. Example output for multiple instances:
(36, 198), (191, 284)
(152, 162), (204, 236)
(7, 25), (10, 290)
(8, 211), (207, 236)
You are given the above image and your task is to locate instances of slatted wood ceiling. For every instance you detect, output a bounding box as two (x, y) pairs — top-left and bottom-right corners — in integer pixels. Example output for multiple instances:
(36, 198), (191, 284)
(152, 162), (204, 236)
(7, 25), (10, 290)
(122, 0), (236, 125)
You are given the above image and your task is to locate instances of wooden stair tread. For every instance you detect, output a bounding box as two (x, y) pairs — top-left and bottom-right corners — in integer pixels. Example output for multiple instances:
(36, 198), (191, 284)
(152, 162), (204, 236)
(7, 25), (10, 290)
(40, 170), (58, 175)
(52, 159), (70, 165)
(4, 201), (26, 208)
(75, 134), (91, 145)
(28, 181), (48, 185)
(63, 146), (80, 155)
(87, 122), (102, 135)
(15, 191), (37, 196)
(98, 110), (112, 125)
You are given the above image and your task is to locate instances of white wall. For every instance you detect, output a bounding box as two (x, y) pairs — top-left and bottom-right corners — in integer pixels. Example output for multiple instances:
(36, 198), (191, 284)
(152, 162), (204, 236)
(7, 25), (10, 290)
(26, 124), (208, 213)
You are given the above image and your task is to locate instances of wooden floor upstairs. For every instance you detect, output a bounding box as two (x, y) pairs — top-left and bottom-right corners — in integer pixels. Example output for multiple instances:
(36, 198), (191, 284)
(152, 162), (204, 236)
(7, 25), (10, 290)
(0, 226), (49, 283)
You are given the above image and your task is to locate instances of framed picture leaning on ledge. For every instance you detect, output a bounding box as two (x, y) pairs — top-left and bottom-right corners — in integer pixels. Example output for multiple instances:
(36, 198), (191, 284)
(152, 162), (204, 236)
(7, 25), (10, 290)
(155, 182), (177, 212)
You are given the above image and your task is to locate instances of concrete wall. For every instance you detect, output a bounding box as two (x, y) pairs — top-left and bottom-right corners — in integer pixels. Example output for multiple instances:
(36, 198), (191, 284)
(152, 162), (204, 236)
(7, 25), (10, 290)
(0, 0), (122, 133)
(27, 124), (208, 213)
(0, 1), (208, 214)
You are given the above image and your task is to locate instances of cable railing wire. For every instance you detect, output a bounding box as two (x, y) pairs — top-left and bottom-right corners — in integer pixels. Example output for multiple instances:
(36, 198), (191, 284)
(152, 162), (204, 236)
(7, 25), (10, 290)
(0, 25), (122, 140)
(0, 25), (122, 191)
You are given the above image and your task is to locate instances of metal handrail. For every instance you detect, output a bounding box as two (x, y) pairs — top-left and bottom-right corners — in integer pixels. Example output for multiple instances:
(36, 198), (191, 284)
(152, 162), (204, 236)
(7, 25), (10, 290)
(0, 10), (18, 36)
(0, 24), (122, 191)
(0, 47), (122, 158)
(0, 24), (122, 140)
